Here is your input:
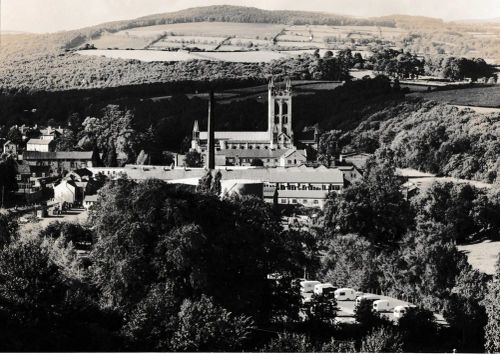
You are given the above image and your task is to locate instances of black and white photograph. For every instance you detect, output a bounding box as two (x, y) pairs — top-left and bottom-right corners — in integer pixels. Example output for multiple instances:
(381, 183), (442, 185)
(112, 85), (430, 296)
(0, 0), (500, 352)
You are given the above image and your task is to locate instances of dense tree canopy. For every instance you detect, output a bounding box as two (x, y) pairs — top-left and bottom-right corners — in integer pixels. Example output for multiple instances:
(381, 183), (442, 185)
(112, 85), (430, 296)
(323, 152), (413, 246)
(344, 99), (500, 183)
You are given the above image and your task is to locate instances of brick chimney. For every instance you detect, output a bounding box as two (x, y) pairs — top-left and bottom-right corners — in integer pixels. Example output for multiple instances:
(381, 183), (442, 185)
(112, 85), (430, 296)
(206, 91), (215, 170)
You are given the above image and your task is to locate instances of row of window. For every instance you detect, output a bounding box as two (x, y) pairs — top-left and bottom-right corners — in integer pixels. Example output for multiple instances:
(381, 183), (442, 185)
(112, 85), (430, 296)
(280, 198), (320, 205)
(277, 184), (342, 191)
(228, 157), (279, 163)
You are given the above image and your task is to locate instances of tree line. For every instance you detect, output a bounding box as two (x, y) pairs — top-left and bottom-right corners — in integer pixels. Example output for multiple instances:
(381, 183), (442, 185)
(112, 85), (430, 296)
(364, 48), (496, 81)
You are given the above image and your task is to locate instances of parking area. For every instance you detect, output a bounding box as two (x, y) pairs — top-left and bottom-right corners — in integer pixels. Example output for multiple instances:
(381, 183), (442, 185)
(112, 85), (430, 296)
(301, 289), (446, 325)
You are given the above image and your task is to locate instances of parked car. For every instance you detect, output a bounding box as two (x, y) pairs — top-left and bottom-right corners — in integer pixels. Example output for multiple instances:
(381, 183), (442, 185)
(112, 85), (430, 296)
(300, 280), (321, 294)
(314, 283), (337, 296)
(355, 294), (380, 306)
(373, 299), (393, 312)
(334, 288), (357, 301)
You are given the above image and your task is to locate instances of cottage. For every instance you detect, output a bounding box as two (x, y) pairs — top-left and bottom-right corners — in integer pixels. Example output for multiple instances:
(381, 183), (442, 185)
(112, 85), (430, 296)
(54, 180), (80, 205)
(3, 140), (18, 155)
(339, 152), (373, 172)
(279, 149), (307, 167)
(337, 165), (363, 184)
(83, 194), (99, 210)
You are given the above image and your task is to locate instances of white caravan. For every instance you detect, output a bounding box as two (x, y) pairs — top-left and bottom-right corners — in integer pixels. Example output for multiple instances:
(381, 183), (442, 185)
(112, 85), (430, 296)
(313, 283), (336, 296)
(334, 288), (357, 301)
(373, 299), (393, 312)
(300, 280), (321, 294)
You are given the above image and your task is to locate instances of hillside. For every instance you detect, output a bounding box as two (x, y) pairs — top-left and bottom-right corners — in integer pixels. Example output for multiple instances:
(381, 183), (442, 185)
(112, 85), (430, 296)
(343, 99), (500, 183)
(79, 5), (396, 37)
(1, 5), (499, 93)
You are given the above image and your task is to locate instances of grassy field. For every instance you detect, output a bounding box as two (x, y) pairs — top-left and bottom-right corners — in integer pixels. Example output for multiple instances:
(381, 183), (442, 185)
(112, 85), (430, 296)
(458, 240), (500, 275)
(77, 49), (200, 62)
(91, 22), (282, 51)
(119, 22), (284, 39)
(88, 21), (396, 55)
(90, 32), (154, 49)
(408, 86), (500, 108)
(78, 49), (287, 63)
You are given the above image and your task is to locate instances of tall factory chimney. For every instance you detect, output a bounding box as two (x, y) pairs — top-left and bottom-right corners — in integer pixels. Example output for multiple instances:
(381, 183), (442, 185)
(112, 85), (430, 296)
(206, 91), (215, 170)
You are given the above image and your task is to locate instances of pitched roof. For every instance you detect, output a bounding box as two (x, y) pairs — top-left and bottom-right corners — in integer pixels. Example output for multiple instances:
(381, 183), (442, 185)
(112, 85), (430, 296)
(124, 165), (344, 184)
(22, 151), (94, 160)
(217, 149), (289, 159)
(27, 139), (54, 145)
(281, 149), (307, 159)
(199, 131), (269, 142)
(84, 195), (99, 202)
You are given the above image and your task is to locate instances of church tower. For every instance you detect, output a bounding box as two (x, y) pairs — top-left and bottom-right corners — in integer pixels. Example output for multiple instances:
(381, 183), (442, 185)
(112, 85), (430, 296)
(268, 77), (293, 149)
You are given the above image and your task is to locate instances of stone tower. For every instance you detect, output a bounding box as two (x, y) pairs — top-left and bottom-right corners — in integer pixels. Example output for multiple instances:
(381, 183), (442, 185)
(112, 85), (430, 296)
(268, 77), (293, 149)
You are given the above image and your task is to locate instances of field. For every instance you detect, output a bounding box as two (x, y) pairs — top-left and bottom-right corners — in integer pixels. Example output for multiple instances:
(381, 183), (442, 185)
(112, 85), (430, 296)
(83, 21), (395, 63)
(119, 22), (284, 39)
(408, 86), (500, 108)
(91, 22), (284, 51)
(89, 32), (154, 49)
(458, 240), (500, 275)
(77, 49), (288, 63)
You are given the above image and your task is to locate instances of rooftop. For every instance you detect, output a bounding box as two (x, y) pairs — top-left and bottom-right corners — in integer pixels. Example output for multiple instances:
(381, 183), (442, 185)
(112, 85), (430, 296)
(27, 139), (54, 145)
(23, 151), (94, 160)
(124, 164), (344, 184)
(199, 131), (269, 142)
(84, 195), (99, 202)
(217, 148), (302, 159)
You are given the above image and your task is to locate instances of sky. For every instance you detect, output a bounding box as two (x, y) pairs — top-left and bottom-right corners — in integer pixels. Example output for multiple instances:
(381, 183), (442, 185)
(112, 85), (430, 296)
(1, 0), (500, 33)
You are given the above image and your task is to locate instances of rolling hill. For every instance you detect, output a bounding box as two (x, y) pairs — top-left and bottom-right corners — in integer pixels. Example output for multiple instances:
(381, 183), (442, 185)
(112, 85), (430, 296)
(1, 5), (499, 93)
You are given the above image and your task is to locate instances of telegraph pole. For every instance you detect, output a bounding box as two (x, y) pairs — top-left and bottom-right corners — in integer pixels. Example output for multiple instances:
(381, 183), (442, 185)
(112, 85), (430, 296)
(206, 91), (215, 170)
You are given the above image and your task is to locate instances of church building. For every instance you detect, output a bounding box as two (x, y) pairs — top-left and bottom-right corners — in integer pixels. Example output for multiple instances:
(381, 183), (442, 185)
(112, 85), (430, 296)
(190, 78), (307, 167)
